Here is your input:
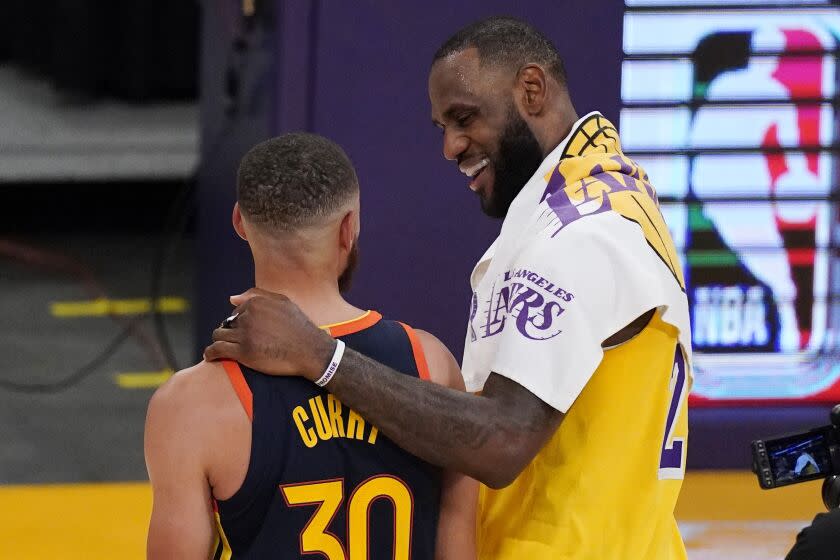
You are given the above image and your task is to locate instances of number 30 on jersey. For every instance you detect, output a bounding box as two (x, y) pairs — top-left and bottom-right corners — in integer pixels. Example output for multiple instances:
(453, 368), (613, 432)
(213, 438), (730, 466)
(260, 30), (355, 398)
(280, 475), (413, 560)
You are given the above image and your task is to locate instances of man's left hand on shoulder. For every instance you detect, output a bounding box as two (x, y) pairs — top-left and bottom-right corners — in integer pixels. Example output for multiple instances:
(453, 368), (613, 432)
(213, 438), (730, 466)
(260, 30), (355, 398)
(204, 288), (335, 381)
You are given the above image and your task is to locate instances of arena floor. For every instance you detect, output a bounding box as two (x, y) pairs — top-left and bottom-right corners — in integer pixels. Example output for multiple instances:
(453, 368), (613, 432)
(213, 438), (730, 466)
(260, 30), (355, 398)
(0, 472), (821, 558)
(0, 233), (193, 485)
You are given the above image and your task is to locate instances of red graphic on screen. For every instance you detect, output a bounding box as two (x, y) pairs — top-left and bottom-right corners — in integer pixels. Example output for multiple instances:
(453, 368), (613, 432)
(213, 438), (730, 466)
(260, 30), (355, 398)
(762, 29), (822, 351)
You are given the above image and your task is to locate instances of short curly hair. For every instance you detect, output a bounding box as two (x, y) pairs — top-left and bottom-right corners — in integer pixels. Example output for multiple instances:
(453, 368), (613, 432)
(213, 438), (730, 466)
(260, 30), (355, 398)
(433, 16), (567, 86)
(237, 133), (359, 232)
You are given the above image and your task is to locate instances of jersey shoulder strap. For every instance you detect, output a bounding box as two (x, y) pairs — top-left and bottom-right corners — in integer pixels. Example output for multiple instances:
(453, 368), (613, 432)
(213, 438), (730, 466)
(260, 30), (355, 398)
(395, 322), (431, 381)
(221, 360), (252, 421)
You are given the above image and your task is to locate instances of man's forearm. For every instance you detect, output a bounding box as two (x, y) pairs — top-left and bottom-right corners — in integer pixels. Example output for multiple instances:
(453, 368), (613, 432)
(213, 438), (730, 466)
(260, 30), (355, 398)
(202, 289), (559, 485)
(326, 348), (548, 487)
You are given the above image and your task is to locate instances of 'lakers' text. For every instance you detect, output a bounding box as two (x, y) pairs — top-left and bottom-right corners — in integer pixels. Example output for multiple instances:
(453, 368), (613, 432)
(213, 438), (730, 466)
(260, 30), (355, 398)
(292, 394), (378, 448)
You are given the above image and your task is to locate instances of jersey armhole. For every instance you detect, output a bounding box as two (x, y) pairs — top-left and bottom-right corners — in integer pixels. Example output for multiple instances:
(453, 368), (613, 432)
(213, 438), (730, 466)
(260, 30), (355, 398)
(221, 360), (254, 421)
(397, 322), (431, 381)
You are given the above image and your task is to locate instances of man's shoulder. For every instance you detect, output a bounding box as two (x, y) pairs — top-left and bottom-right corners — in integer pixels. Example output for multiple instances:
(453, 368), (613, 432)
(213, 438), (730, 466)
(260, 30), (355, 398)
(145, 360), (248, 476)
(412, 329), (465, 391)
(153, 360), (226, 400)
(148, 361), (233, 426)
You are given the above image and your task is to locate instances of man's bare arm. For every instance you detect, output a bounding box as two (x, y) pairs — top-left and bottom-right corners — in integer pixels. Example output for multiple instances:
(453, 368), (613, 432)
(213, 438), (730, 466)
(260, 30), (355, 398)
(414, 330), (478, 560)
(205, 290), (563, 488)
(330, 350), (560, 488)
(437, 465), (479, 560)
(145, 370), (217, 559)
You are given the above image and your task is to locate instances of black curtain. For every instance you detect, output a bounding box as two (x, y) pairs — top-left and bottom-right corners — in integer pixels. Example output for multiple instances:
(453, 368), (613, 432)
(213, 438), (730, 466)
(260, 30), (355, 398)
(0, 0), (198, 101)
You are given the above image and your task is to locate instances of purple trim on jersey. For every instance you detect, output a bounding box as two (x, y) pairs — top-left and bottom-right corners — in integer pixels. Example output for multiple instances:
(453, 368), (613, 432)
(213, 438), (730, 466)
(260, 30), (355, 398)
(659, 345), (687, 470)
(542, 155), (659, 238)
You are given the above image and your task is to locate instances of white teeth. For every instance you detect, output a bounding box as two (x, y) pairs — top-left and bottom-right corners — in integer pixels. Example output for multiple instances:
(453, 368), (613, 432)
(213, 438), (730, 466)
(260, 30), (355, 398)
(460, 158), (489, 178)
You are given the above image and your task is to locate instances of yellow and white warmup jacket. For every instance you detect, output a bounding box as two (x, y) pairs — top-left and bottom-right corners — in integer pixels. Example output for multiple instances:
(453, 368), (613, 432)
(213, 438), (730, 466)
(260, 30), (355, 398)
(462, 112), (693, 560)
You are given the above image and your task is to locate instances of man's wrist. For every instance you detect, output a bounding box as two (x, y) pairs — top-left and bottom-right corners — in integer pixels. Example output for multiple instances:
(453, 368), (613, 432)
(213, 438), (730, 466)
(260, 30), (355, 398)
(303, 333), (341, 382)
(313, 339), (345, 387)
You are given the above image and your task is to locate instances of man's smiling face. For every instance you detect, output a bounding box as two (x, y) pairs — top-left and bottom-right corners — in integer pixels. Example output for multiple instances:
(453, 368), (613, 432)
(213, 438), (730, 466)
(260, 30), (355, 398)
(429, 48), (544, 218)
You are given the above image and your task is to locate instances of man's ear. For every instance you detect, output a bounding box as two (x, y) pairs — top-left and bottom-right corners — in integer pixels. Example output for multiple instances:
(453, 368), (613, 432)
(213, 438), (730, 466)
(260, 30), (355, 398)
(232, 202), (248, 241)
(338, 209), (357, 253)
(516, 63), (549, 117)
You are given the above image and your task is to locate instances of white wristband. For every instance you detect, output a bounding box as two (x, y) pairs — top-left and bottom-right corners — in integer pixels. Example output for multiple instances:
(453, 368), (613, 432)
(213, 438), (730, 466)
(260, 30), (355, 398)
(315, 339), (345, 387)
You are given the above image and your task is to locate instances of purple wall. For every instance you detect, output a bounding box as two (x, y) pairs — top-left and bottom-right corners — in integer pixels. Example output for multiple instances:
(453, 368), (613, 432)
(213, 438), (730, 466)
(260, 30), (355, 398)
(197, 1), (274, 353)
(294, 1), (624, 354)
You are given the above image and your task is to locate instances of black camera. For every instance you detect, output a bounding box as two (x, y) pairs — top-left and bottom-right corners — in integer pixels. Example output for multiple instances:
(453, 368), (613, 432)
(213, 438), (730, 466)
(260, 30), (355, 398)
(752, 405), (840, 509)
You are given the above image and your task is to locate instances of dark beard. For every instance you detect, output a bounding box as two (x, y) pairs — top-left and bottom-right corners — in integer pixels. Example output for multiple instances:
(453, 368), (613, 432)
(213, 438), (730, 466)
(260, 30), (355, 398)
(338, 241), (359, 293)
(482, 106), (545, 219)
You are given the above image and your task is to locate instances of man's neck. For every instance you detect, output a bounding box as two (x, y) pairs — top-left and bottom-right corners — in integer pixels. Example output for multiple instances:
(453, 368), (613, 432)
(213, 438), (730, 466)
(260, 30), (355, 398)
(537, 102), (579, 159)
(254, 264), (365, 328)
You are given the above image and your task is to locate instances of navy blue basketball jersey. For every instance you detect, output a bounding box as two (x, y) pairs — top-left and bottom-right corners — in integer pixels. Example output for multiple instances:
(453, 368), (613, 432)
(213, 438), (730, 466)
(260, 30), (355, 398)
(212, 311), (442, 559)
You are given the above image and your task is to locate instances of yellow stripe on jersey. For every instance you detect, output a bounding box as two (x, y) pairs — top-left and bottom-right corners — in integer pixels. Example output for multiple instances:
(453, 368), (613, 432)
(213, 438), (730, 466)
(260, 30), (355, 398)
(319, 310), (373, 330)
(213, 512), (233, 560)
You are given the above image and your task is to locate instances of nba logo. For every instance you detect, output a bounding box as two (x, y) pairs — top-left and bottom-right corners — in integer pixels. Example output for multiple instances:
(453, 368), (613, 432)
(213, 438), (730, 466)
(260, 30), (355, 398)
(620, 5), (840, 402)
(689, 25), (834, 355)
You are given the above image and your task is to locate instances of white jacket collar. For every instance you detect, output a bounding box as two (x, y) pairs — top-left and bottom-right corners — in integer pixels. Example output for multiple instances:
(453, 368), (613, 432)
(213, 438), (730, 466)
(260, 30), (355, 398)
(470, 111), (602, 285)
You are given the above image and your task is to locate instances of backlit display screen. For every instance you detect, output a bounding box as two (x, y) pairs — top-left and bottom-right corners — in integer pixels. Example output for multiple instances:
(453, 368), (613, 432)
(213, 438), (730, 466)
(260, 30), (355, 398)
(766, 428), (833, 484)
(621, 1), (840, 403)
